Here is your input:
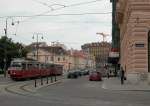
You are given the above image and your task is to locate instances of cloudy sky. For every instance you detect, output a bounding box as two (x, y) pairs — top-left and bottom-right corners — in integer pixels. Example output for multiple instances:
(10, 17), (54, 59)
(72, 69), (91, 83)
(0, 0), (112, 50)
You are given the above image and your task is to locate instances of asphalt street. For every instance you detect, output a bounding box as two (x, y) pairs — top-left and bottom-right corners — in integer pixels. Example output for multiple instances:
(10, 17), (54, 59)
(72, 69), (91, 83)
(0, 76), (150, 106)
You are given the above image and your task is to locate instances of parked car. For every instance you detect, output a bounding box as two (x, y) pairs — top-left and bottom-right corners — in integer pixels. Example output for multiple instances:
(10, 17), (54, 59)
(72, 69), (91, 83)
(79, 69), (89, 76)
(75, 71), (82, 76)
(67, 72), (78, 79)
(89, 71), (102, 81)
(83, 69), (89, 75)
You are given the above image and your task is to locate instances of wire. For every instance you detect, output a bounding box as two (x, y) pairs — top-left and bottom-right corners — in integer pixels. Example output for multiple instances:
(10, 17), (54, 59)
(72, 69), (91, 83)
(1, 12), (111, 18)
(32, 0), (54, 10)
(18, 0), (105, 23)
(0, 0), (106, 22)
(64, 0), (103, 7)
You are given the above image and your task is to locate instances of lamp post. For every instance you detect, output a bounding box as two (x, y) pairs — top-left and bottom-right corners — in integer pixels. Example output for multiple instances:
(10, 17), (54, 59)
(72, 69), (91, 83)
(3, 17), (16, 77)
(32, 33), (44, 61)
(32, 33), (44, 85)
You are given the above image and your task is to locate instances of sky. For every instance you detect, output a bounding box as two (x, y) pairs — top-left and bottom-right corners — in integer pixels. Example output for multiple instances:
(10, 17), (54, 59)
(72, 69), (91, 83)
(0, 0), (112, 50)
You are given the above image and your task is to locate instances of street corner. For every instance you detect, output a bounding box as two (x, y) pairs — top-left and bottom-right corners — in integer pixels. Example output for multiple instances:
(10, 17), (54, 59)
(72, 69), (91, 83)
(0, 75), (13, 84)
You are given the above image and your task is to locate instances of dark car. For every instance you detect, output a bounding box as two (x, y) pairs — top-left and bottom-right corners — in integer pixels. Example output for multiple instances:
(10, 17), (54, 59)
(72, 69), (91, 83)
(79, 69), (89, 76)
(89, 71), (102, 81)
(67, 72), (78, 79)
(83, 69), (89, 75)
(75, 71), (82, 76)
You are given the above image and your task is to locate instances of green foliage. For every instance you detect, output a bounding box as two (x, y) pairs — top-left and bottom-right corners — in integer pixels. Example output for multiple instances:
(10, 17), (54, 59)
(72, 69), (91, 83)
(0, 36), (28, 69)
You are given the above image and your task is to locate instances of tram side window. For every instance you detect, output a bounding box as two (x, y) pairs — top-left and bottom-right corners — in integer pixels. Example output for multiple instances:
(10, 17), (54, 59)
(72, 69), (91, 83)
(45, 64), (49, 69)
(40, 64), (43, 69)
(35, 64), (40, 69)
(27, 64), (33, 69)
(22, 63), (26, 70)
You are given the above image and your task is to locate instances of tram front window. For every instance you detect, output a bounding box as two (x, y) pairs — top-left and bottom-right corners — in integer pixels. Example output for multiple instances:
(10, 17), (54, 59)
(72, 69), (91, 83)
(11, 62), (22, 70)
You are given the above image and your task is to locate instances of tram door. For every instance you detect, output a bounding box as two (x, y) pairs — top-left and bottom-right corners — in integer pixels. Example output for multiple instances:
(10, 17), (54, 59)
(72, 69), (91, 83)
(148, 30), (150, 72)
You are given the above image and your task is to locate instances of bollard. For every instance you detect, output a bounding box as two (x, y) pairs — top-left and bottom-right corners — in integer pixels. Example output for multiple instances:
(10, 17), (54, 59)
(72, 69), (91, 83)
(41, 77), (43, 85)
(46, 76), (48, 84)
(55, 75), (57, 82)
(51, 76), (53, 83)
(34, 79), (37, 87)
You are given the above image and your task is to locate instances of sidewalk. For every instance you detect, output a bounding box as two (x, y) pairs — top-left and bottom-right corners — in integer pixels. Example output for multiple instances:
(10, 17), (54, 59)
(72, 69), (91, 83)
(102, 77), (150, 91)
(22, 75), (65, 93)
(23, 78), (62, 93)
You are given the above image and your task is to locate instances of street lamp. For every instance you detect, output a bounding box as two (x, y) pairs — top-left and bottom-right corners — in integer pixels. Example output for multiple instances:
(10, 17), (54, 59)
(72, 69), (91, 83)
(32, 33), (44, 85)
(3, 17), (16, 77)
(32, 33), (44, 61)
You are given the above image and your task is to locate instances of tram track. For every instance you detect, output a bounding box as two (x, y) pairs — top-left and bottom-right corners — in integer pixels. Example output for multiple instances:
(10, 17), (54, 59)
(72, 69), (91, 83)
(4, 81), (32, 96)
(3, 76), (65, 96)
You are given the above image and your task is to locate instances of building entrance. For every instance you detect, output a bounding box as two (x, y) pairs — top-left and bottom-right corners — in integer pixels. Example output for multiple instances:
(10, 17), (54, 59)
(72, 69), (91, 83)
(148, 30), (150, 72)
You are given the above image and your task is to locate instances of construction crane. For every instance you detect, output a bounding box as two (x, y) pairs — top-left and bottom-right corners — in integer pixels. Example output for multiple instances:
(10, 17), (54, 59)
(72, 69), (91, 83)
(96, 32), (109, 42)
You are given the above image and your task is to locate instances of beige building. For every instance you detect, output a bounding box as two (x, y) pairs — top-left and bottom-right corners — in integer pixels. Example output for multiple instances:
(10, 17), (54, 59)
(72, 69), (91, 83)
(27, 44), (95, 72)
(27, 46), (71, 72)
(115, 0), (150, 82)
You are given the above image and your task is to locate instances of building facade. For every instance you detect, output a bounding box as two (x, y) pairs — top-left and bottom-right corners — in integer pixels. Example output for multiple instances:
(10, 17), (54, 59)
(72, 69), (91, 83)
(27, 43), (95, 72)
(81, 42), (111, 68)
(114, 0), (150, 82)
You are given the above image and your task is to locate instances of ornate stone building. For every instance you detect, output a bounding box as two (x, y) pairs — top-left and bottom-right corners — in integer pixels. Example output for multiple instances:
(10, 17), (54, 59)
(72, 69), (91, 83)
(81, 42), (111, 68)
(114, 0), (150, 82)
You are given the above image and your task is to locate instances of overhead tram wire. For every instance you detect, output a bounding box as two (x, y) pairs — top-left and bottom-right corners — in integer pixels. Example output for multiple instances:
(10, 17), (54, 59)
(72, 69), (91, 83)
(31, 0), (54, 10)
(0, 0), (106, 21)
(17, 0), (105, 23)
(1, 12), (111, 18)
(33, 0), (104, 8)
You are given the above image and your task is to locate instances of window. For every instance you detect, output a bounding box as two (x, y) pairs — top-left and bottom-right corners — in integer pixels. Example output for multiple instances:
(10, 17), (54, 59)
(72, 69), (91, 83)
(58, 57), (60, 61)
(51, 56), (54, 61)
(135, 43), (144, 48)
(46, 56), (48, 61)
(63, 57), (65, 61)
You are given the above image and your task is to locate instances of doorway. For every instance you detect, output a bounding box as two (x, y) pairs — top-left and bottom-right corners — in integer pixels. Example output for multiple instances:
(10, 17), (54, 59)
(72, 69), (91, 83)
(148, 30), (150, 72)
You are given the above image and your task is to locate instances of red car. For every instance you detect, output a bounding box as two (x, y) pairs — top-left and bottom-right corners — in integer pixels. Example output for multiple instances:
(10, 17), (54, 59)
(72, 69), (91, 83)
(89, 71), (102, 81)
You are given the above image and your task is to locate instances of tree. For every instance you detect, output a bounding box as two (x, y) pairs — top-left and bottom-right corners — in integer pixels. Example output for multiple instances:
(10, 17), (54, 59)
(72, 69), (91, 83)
(0, 36), (28, 69)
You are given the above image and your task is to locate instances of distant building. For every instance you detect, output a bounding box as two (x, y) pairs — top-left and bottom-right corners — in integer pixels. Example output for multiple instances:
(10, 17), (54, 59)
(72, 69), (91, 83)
(29, 42), (48, 48)
(51, 42), (67, 50)
(27, 43), (95, 72)
(27, 44), (68, 71)
(81, 42), (111, 68)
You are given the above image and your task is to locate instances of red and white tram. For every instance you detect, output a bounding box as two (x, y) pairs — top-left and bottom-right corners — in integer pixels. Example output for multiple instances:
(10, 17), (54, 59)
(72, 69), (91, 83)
(8, 58), (63, 80)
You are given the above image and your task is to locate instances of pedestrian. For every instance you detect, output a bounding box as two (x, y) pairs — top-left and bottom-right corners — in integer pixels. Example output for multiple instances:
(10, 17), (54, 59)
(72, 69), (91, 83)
(120, 67), (125, 85)
(106, 69), (109, 79)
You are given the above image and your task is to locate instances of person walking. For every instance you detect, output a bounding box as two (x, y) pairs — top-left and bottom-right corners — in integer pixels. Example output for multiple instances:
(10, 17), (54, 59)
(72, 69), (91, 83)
(120, 67), (125, 85)
(106, 69), (109, 79)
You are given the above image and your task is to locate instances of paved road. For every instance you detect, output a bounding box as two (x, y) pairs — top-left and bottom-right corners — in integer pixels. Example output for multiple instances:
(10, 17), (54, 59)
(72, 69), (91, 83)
(0, 76), (150, 106)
